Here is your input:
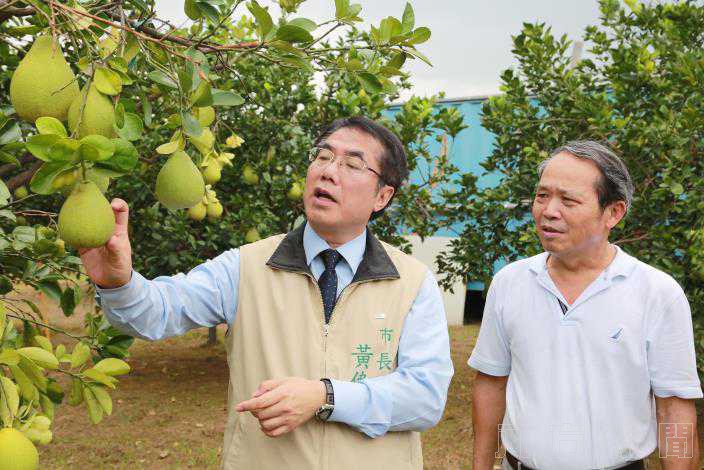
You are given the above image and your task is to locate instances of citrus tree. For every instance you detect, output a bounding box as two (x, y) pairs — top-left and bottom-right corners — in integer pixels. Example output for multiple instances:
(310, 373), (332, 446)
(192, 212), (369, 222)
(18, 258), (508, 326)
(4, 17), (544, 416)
(437, 0), (704, 375)
(0, 0), (434, 464)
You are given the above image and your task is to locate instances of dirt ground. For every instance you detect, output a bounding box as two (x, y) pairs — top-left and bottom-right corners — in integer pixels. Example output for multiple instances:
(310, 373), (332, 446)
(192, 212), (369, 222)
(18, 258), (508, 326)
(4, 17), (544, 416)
(12, 285), (704, 469)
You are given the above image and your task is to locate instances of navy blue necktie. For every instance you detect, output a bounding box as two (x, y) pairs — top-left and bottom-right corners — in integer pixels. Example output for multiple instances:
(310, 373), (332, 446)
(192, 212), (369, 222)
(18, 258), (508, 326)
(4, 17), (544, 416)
(318, 249), (341, 324)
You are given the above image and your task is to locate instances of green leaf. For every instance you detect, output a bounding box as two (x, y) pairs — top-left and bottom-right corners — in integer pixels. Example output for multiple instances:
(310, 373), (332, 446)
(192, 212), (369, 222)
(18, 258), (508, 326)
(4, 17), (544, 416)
(9, 364), (37, 401)
(17, 347), (59, 370)
(357, 72), (383, 94)
(156, 139), (181, 155)
(108, 57), (128, 74)
(248, 1), (274, 40)
(178, 67), (194, 93)
(98, 138), (138, 173)
(83, 387), (103, 424)
(94, 358), (130, 376)
(407, 27), (431, 45)
(401, 2), (414, 33)
(49, 138), (80, 162)
(184, 0), (203, 20)
(335, 0), (349, 19)
(29, 161), (73, 195)
(60, 286), (81, 317)
(405, 47), (432, 66)
(35, 117), (67, 137)
(0, 121), (22, 145)
(83, 368), (117, 389)
(70, 342), (91, 369)
(142, 92), (152, 127)
(212, 90), (244, 107)
(26, 134), (60, 162)
(288, 18), (317, 32)
(148, 70), (178, 88)
(671, 182), (684, 195)
(191, 80), (213, 107)
(89, 385), (112, 415)
(181, 113), (202, 138)
(115, 113), (143, 141)
(388, 52), (407, 70)
(0, 151), (20, 167)
(197, 2), (221, 23)
(0, 180), (9, 206)
(33, 335), (52, 353)
(0, 349), (20, 366)
(0, 376), (19, 426)
(275, 24), (314, 43)
(68, 378), (83, 406)
(94, 67), (122, 95)
(80, 135), (115, 162)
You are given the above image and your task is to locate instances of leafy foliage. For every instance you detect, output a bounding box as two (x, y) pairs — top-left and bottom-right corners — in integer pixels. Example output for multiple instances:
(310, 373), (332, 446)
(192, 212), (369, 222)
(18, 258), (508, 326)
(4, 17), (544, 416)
(437, 0), (704, 374)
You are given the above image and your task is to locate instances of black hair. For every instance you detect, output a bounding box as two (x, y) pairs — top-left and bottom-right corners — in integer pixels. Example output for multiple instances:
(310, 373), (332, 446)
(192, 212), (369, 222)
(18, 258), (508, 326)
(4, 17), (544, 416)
(314, 116), (408, 220)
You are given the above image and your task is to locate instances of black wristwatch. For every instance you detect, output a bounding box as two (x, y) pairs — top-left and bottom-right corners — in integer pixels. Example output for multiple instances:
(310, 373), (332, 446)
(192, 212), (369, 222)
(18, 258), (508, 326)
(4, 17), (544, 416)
(315, 378), (335, 422)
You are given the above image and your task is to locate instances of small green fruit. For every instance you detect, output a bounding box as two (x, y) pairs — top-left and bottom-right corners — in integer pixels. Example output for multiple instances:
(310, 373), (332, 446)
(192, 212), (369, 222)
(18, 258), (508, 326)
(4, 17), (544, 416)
(245, 228), (261, 244)
(202, 161), (222, 185)
(58, 181), (116, 249)
(55, 239), (66, 257)
(187, 202), (207, 221)
(14, 186), (29, 199)
(0, 427), (39, 470)
(242, 165), (259, 185)
(10, 35), (79, 122)
(206, 201), (223, 220)
(155, 151), (205, 210)
(287, 182), (304, 201)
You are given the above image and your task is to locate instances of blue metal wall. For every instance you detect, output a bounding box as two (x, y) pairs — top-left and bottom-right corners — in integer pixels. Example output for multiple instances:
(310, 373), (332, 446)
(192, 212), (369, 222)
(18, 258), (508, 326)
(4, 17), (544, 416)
(386, 96), (502, 290)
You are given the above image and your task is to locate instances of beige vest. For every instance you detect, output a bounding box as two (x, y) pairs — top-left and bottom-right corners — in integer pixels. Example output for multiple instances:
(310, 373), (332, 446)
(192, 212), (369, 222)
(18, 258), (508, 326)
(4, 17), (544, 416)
(221, 225), (428, 470)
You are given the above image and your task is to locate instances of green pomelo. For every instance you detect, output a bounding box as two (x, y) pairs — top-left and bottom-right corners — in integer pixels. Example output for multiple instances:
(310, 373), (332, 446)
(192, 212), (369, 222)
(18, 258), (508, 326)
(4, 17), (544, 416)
(155, 151), (205, 210)
(10, 35), (79, 122)
(58, 181), (116, 249)
(67, 84), (116, 138)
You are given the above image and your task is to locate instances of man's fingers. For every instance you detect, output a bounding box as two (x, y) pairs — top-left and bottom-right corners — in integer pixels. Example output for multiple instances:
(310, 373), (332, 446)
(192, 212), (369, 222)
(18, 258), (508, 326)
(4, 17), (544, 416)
(110, 198), (129, 235)
(264, 425), (290, 438)
(259, 415), (287, 432)
(253, 402), (287, 421)
(236, 389), (283, 412)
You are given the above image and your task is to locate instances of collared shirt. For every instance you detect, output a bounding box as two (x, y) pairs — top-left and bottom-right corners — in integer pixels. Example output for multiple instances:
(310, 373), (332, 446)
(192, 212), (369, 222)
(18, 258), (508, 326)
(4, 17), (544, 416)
(96, 223), (453, 438)
(468, 246), (702, 470)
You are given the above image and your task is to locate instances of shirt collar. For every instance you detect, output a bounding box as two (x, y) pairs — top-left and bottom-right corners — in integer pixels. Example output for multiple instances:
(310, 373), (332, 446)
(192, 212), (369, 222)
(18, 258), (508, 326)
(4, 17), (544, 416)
(303, 223), (366, 274)
(528, 244), (637, 281)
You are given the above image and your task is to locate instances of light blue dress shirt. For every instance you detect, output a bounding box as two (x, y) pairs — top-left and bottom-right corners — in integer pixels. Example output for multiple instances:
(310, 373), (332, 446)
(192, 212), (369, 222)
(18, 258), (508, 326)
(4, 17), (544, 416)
(96, 223), (454, 438)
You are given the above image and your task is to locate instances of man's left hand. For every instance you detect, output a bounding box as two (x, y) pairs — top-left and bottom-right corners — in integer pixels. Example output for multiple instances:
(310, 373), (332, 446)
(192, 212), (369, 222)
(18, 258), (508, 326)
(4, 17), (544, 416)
(235, 377), (326, 438)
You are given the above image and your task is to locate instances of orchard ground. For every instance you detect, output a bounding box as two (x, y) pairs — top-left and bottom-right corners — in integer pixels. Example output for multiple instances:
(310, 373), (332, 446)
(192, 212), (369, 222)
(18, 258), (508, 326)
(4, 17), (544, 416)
(14, 283), (704, 469)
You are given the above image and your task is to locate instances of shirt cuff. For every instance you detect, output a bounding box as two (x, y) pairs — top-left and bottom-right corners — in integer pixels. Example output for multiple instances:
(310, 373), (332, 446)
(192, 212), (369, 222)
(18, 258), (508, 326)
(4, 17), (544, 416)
(652, 383), (703, 399)
(328, 379), (369, 426)
(467, 353), (510, 376)
(94, 270), (143, 306)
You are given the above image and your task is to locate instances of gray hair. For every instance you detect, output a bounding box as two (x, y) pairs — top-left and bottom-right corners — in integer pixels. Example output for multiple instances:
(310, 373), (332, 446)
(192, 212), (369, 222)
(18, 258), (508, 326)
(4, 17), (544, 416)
(538, 140), (634, 211)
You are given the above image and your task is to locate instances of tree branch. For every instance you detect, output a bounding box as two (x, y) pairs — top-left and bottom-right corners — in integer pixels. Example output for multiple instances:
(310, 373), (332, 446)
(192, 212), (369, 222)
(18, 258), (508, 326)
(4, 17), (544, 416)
(5, 160), (41, 191)
(0, 1), (34, 23)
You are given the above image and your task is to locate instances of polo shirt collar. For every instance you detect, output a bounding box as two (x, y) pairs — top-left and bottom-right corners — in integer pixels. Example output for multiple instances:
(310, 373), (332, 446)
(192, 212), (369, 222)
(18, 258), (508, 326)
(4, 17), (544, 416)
(528, 244), (637, 281)
(303, 222), (366, 274)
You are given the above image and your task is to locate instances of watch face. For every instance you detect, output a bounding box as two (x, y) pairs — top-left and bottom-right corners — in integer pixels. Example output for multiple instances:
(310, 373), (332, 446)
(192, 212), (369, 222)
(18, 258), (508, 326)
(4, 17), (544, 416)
(316, 404), (334, 421)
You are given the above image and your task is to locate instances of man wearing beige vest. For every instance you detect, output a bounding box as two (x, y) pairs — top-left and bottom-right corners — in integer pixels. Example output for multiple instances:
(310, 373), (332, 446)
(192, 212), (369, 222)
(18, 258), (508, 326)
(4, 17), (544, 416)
(80, 116), (454, 469)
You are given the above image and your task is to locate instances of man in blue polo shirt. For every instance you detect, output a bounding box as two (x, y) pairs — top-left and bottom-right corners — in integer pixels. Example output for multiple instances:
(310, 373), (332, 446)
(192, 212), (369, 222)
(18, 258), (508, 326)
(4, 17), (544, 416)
(470, 140), (701, 469)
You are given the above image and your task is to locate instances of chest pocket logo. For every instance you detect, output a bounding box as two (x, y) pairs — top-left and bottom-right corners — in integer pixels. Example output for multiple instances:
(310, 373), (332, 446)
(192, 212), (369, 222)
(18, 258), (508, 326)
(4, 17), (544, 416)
(609, 325), (625, 343)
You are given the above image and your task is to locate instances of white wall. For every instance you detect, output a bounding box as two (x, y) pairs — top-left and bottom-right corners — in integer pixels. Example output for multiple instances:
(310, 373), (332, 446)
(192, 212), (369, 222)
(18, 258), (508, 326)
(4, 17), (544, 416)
(404, 235), (465, 326)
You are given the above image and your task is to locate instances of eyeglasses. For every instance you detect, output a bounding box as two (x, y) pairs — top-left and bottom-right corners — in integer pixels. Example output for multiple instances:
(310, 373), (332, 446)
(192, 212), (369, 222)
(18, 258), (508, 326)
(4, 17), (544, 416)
(308, 147), (385, 182)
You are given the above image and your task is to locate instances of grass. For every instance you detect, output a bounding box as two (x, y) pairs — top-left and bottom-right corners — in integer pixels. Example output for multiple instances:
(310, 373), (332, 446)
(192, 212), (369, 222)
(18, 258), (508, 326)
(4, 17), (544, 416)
(12, 287), (704, 468)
